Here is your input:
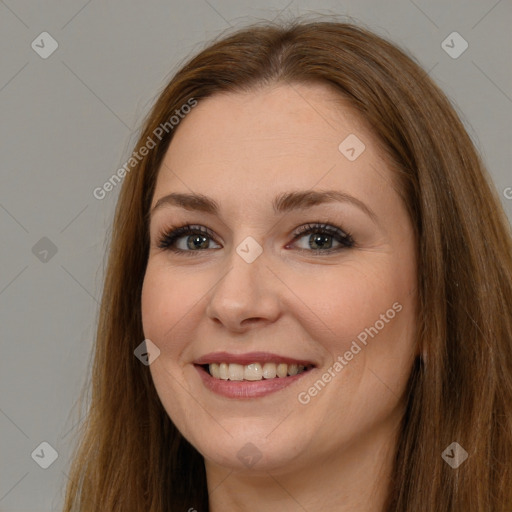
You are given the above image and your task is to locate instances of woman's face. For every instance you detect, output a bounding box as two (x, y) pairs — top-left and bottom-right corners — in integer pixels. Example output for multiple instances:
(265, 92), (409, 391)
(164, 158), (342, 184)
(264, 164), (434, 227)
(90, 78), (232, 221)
(141, 83), (418, 474)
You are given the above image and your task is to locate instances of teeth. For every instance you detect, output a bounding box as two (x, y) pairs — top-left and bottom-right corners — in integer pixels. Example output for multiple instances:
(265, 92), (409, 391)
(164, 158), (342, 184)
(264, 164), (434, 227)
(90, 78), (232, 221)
(207, 362), (308, 380)
(244, 363), (263, 381)
(276, 363), (288, 378)
(219, 363), (229, 380)
(288, 364), (298, 376)
(262, 362), (276, 379)
(210, 363), (220, 379)
(228, 363), (244, 381)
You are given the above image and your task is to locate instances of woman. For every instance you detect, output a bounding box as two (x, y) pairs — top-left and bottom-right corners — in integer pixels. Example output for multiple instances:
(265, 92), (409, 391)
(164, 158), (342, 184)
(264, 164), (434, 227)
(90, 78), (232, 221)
(62, 19), (512, 511)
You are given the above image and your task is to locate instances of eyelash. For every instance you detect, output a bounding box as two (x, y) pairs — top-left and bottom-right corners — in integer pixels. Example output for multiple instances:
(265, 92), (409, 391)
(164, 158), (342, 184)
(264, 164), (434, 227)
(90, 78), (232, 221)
(156, 222), (355, 256)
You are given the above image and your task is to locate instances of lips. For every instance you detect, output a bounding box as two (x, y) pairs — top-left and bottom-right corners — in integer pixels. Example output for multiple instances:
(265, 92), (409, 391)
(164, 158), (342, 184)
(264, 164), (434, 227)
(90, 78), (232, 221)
(193, 351), (316, 367)
(193, 351), (317, 399)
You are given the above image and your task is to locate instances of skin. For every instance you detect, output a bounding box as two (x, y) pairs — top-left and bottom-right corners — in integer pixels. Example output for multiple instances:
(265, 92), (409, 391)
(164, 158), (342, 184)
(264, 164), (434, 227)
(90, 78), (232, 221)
(141, 83), (418, 511)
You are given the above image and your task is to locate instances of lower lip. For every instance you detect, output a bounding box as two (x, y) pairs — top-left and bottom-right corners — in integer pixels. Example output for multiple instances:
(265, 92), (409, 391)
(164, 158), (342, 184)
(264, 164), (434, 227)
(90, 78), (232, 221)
(195, 365), (312, 399)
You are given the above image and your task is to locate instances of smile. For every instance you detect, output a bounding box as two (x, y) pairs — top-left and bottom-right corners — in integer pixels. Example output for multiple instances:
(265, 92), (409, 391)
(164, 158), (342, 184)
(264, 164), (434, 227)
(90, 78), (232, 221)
(205, 362), (312, 380)
(193, 352), (317, 399)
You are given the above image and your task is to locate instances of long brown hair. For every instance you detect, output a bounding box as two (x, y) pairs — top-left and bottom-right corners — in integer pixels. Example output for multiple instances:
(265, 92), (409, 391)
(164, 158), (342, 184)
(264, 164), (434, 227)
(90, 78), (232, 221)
(61, 19), (512, 511)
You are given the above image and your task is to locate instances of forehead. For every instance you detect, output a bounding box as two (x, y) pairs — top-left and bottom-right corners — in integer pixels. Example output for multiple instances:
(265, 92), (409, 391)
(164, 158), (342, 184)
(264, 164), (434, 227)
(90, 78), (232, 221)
(152, 83), (395, 210)
(167, 82), (371, 153)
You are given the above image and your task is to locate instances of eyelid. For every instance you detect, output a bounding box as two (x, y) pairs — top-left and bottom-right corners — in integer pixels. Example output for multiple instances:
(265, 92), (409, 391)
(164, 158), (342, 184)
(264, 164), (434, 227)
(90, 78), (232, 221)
(291, 222), (351, 240)
(155, 221), (354, 254)
(156, 224), (219, 252)
(287, 222), (354, 252)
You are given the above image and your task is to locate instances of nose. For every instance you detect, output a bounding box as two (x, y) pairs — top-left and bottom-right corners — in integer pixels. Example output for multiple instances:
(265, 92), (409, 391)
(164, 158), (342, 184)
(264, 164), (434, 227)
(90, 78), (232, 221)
(205, 245), (282, 333)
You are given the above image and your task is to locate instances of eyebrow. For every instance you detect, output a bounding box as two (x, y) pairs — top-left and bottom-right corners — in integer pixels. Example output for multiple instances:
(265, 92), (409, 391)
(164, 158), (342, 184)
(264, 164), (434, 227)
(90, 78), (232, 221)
(150, 190), (378, 223)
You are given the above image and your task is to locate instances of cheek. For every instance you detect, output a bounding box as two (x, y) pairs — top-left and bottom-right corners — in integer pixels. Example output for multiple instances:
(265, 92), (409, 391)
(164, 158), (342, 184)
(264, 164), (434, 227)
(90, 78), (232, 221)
(292, 264), (416, 425)
(140, 263), (202, 432)
(287, 260), (417, 403)
(141, 261), (202, 344)
(287, 262), (408, 346)
(140, 267), (199, 403)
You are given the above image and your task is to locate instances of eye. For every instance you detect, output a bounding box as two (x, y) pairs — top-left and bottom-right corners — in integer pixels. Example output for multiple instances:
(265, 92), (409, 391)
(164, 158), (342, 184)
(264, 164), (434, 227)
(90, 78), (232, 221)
(287, 222), (354, 253)
(156, 222), (355, 255)
(156, 224), (221, 255)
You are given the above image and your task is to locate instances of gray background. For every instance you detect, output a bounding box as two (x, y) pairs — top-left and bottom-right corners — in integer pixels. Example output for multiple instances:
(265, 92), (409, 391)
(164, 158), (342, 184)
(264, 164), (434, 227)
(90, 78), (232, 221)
(0, 0), (510, 510)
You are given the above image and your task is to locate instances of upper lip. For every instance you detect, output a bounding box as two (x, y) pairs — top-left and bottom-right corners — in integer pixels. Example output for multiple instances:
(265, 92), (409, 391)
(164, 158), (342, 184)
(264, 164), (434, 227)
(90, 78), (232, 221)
(194, 351), (316, 367)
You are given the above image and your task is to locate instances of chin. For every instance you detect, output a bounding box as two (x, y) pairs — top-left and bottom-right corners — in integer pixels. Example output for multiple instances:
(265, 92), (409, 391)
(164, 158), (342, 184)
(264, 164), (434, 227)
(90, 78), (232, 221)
(191, 426), (310, 473)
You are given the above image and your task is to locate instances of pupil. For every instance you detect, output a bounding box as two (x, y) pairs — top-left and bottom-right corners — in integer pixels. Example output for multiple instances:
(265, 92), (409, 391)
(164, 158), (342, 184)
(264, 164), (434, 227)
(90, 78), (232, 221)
(311, 234), (331, 249)
(188, 234), (208, 250)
